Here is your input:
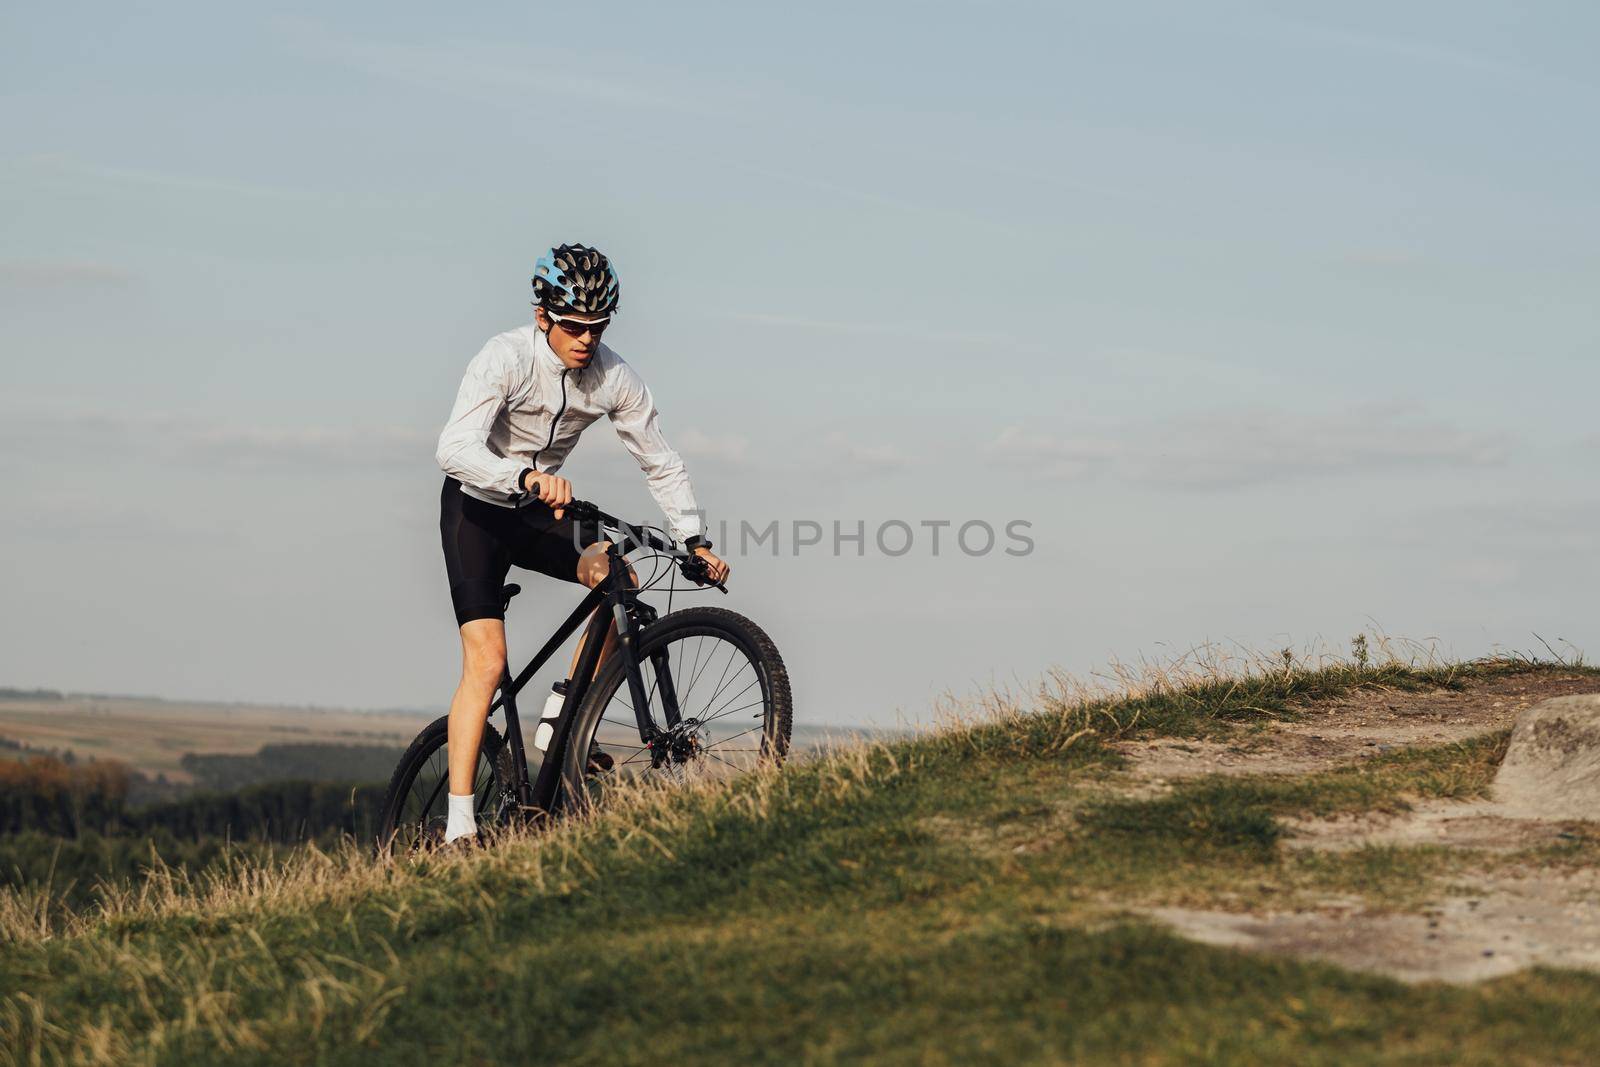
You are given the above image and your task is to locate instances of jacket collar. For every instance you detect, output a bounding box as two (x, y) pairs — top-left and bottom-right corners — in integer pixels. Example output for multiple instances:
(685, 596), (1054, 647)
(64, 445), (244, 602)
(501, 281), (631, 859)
(532, 324), (606, 384)
(533, 325), (567, 375)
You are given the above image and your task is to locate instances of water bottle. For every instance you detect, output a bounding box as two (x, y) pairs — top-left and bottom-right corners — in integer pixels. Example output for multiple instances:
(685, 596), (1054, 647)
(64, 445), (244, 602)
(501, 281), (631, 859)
(533, 680), (567, 753)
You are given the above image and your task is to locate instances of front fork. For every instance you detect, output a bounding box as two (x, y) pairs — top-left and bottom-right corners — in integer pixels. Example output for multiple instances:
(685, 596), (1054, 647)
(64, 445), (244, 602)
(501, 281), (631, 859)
(523, 543), (691, 811)
(606, 543), (688, 763)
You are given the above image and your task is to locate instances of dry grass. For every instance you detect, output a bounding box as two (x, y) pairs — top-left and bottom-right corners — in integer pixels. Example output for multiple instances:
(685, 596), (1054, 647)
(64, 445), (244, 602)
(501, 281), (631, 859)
(2, 633), (1559, 949)
(0, 733), (906, 950)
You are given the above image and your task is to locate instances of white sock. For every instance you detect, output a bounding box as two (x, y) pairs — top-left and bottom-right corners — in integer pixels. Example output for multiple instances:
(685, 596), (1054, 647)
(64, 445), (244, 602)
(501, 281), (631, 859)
(444, 793), (477, 842)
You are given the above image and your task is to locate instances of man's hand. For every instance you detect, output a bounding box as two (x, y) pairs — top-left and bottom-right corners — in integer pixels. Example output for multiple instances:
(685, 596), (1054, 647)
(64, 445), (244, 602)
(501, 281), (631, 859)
(694, 546), (730, 585)
(523, 471), (573, 519)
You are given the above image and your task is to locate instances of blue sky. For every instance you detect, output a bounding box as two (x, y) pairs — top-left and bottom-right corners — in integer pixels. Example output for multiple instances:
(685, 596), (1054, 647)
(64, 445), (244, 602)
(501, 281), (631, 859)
(2, 2), (1596, 723)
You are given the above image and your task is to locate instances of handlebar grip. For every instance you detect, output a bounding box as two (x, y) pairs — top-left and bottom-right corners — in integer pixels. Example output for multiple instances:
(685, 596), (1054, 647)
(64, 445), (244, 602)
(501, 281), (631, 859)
(679, 555), (729, 594)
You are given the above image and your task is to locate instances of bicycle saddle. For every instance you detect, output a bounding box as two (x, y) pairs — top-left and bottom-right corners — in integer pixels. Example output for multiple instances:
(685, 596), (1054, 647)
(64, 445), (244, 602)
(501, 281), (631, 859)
(500, 584), (521, 610)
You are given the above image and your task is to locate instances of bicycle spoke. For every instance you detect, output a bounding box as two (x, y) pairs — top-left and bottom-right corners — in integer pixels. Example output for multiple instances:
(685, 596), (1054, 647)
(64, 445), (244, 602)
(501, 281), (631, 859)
(675, 630), (686, 705)
(696, 644), (743, 721)
(701, 676), (760, 726)
(683, 636), (719, 705)
(419, 748), (448, 803)
(676, 636), (702, 705)
(704, 725), (762, 748)
(702, 701), (763, 731)
(406, 754), (433, 811)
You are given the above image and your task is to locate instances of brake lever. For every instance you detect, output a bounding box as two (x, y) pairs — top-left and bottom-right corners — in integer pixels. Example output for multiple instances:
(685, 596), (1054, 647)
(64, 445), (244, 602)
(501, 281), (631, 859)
(679, 555), (729, 594)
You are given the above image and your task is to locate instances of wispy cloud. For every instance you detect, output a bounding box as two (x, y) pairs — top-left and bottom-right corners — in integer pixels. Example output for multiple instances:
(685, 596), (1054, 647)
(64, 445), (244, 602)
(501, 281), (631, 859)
(0, 260), (136, 289)
(0, 492), (207, 544)
(1257, 16), (1595, 91)
(718, 310), (1055, 355)
(0, 405), (433, 470)
(986, 429), (1121, 480)
(1336, 248), (1428, 271)
(989, 404), (1510, 488)
(278, 17), (728, 121)
(823, 431), (910, 471)
(20, 153), (319, 202)
(675, 427), (751, 465)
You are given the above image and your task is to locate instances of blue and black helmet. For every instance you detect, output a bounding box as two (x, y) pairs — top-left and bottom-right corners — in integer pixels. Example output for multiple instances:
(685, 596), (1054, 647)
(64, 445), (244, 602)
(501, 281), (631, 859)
(532, 243), (620, 316)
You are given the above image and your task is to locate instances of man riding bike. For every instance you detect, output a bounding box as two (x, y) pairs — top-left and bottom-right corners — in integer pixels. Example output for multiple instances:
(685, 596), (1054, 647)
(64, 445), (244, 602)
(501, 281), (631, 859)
(434, 243), (730, 844)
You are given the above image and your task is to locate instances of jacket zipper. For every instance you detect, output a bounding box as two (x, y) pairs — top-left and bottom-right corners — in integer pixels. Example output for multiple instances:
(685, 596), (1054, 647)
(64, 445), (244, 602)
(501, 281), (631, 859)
(528, 367), (570, 479)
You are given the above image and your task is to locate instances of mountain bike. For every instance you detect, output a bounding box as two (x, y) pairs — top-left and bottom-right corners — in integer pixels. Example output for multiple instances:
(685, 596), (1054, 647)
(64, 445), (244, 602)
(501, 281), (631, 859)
(377, 498), (792, 851)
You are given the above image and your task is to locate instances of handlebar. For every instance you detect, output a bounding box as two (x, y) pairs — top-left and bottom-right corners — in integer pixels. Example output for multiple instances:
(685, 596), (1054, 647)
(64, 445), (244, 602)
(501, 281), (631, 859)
(560, 499), (672, 551)
(556, 498), (727, 594)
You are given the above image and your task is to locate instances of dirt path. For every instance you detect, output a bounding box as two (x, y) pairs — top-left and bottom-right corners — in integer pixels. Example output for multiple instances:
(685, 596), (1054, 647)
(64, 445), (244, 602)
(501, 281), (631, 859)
(1118, 670), (1600, 983)
(1117, 671), (1599, 780)
(1148, 866), (1600, 984)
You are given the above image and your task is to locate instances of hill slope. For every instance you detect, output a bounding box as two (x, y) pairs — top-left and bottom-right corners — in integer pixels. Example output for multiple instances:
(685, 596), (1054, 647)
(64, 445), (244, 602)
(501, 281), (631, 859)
(4, 655), (1600, 1065)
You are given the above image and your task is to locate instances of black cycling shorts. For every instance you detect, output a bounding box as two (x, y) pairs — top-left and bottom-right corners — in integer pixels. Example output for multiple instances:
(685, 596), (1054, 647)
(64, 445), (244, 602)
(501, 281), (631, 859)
(439, 477), (602, 626)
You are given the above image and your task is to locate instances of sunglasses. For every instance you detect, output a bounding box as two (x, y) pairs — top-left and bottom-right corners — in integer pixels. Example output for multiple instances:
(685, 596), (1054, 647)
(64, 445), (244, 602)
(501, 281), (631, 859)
(549, 313), (611, 338)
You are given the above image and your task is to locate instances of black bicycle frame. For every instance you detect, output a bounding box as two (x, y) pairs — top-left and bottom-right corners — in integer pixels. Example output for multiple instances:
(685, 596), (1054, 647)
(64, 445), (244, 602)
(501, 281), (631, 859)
(490, 540), (671, 818)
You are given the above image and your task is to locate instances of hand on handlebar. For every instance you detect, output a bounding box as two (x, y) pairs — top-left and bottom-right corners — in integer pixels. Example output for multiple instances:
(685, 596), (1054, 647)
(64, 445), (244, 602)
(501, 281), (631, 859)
(523, 471), (573, 519)
(694, 546), (730, 585)
(681, 547), (731, 593)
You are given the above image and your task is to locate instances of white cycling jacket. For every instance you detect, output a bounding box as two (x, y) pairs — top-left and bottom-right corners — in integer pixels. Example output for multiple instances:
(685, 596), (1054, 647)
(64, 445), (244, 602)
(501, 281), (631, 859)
(435, 325), (704, 541)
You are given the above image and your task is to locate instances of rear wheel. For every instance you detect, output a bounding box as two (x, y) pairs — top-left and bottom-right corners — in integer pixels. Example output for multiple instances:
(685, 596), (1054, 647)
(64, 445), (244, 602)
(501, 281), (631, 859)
(560, 606), (792, 811)
(377, 716), (513, 852)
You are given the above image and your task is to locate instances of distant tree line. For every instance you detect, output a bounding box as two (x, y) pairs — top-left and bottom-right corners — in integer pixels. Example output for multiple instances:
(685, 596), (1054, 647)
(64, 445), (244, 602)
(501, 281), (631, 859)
(179, 743), (404, 792)
(0, 755), (388, 841)
(1, 742), (413, 911)
(1, 757), (132, 836)
(0, 687), (65, 701)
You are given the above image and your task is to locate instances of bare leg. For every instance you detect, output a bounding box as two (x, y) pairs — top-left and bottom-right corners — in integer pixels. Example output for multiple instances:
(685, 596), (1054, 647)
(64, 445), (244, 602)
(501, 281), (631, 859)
(446, 546), (636, 797)
(568, 541), (635, 681)
(448, 618), (507, 796)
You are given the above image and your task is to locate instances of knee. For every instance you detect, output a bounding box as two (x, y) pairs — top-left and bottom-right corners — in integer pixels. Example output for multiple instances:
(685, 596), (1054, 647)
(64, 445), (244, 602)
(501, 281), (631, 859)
(577, 542), (637, 589)
(460, 633), (506, 687)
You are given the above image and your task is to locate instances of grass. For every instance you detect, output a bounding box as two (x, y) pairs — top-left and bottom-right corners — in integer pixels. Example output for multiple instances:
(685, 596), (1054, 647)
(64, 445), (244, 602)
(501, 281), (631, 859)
(2, 650), (1599, 1064)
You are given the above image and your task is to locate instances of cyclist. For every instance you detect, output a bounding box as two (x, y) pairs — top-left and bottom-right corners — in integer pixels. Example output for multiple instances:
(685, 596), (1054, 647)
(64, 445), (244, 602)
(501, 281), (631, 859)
(434, 243), (729, 844)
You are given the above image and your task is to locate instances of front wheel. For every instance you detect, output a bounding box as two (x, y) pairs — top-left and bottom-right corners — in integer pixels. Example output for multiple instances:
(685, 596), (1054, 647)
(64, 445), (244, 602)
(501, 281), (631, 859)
(561, 606), (792, 811)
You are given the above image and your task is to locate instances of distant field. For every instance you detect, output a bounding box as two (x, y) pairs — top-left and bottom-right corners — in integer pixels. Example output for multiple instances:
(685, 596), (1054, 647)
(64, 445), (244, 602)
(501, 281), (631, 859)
(0, 695), (859, 782)
(0, 697), (431, 782)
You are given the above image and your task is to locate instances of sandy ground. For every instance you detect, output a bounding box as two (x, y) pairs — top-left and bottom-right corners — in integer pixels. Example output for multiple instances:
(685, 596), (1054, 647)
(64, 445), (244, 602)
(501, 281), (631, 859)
(1147, 865), (1600, 983)
(1116, 671), (1600, 983)
(1117, 671), (1600, 780)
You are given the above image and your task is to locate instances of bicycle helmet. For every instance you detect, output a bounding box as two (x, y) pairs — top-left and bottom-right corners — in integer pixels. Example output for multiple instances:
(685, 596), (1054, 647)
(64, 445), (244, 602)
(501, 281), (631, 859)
(532, 243), (620, 317)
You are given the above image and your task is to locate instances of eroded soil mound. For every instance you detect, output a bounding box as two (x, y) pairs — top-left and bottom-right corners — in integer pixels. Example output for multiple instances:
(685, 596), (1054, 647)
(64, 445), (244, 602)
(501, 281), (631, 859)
(1124, 674), (1600, 983)
(1495, 694), (1600, 819)
(1120, 670), (1598, 780)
